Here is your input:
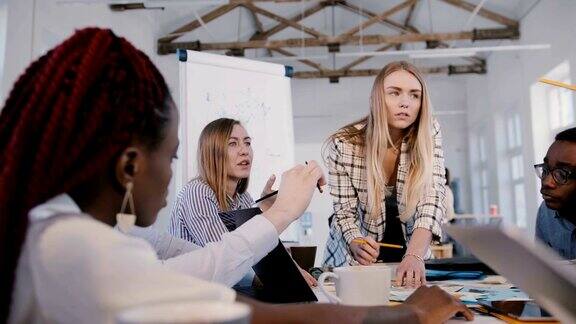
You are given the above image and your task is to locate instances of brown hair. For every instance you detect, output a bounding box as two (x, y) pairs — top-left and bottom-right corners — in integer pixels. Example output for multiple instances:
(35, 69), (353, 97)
(197, 118), (249, 211)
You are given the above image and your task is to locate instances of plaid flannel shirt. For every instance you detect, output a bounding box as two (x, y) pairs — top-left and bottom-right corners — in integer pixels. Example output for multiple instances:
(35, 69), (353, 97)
(323, 119), (447, 267)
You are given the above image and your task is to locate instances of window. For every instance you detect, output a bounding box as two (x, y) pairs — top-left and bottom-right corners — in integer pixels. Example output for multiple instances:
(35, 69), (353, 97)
(547, 80), (574, 130)
(506, 113), (526, 227)
(514, 183), (527, 227)
(507, 113), (522, 150)
(472, 133), (490, 214)
(545, 61), (575, 132)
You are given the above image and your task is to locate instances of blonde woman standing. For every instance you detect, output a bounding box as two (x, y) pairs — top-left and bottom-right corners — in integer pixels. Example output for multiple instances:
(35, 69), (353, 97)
(323, 61), (447, 288)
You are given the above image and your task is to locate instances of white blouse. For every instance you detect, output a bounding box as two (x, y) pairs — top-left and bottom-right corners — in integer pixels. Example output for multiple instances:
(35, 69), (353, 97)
(9, 194), (278, 324)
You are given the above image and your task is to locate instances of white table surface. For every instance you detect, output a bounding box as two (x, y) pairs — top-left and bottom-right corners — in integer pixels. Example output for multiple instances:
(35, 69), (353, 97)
(311, 286), (504, 323)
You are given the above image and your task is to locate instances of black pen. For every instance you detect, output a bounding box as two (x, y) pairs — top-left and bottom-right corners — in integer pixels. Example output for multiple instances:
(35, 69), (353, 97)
(254, 162), (323, 204)
(254, 190), (278, 204)
(305, 161), (324, 193)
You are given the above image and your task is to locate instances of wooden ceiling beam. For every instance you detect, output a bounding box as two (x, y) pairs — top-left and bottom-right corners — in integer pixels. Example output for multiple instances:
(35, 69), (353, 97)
(244, 4), (273, 57)
(159, 4), (239, 43)
(295, 67), (443, 78)
(396, 0), (419, 50)
(340, 44), (396, 72)
(340, 0), (417, 38)
(293, 63), (486, 78)
(336, 0), (494, 70)
(243, 3), (326, 71)
(336, 1), (416, 70)
(159, 27), (518, 53)
(439, 0), (518, 27)
(271, 47), (328, 71)
(336, 0), (488, 66)
(403, 0), (418, 27)
(229, 0), (318, 3)
(242, 3), (327, 38)
(161, 31), (469, 52)
(336, 1), (417, 34)
(251, 2), (326, 40)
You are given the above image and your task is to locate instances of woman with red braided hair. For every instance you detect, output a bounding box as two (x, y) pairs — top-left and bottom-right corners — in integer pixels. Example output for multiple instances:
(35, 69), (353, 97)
(0, 28), (472, 324)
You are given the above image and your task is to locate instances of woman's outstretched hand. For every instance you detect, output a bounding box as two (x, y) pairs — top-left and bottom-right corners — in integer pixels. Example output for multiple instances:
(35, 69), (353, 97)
(258, 174), (276, 212)
(395, 254), (426, 288)
(263, 161), (326, 233)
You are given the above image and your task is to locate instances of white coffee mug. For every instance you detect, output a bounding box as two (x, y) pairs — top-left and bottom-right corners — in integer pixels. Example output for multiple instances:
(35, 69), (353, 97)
(318, 266), (391, 306)
(116, 301), (251, 324)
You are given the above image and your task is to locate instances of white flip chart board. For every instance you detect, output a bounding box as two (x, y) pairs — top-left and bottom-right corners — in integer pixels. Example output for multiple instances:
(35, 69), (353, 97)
(176, 50), (297, 239)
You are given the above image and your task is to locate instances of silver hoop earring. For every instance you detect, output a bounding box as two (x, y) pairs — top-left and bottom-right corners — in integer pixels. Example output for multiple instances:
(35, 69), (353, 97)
(116, 181), (136, 233)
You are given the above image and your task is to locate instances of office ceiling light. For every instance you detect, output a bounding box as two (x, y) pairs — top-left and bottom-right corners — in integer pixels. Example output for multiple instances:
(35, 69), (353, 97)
(409, 51), (477, 59)
(336, 44), (551, 59)
(257, 55), (330, 62)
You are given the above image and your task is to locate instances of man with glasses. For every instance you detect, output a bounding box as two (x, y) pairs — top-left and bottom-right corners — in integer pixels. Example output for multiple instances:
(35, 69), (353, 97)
(534, 127), (576, 259)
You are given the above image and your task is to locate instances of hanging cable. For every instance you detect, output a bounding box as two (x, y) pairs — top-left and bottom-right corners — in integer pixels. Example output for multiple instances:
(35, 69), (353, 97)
(331, 4), (336, 69)
(427, 0), (434, 34)
(193, 9), (217, 41)
(359, 0), (364, 54)
(237, 6), (242, 42)
(300, 0), (305, 57)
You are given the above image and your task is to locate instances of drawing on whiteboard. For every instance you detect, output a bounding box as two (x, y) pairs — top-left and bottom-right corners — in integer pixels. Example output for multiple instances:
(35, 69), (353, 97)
(203, 87), (273, 125)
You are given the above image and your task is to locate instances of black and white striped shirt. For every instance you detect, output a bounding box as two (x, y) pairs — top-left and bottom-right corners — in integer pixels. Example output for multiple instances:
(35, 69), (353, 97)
(169, 178), (254, 246)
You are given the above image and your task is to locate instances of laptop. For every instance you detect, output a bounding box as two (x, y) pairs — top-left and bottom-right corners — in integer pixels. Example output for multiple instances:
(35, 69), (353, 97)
(445, 224), (576, 323)
(219, 208), (318, 303)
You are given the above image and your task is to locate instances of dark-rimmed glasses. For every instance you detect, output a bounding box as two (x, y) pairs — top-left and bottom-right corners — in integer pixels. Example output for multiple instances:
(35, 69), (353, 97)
(534, 163), (576, 185)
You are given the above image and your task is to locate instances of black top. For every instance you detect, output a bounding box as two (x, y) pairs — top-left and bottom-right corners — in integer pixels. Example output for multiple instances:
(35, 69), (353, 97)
(378, 187), (407, 262)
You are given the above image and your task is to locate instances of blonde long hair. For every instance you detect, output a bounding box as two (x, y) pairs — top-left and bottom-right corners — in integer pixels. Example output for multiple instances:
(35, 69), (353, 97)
(197, 118), (249, 211)
(325, 61), (434, 221)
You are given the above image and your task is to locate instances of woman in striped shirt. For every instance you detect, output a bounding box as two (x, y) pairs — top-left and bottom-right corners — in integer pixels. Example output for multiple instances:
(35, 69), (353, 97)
(169, 118), (316, 286)
(323, 61), (447, 288)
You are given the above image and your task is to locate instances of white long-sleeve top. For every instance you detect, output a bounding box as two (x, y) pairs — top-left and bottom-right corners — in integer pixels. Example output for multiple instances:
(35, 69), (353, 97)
(9, 194), (278, 324)
(126, 225), (257, 287)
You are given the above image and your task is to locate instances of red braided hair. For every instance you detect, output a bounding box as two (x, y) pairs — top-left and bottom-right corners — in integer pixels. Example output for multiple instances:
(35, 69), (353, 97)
(0, 27), (172, 320)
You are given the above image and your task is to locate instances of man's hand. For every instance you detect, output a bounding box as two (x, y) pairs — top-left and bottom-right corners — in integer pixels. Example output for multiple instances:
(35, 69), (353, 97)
(404, 286), (474, 323)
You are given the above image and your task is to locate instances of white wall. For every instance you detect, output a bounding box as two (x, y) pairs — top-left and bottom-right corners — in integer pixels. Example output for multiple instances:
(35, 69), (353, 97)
(427, 74), (471, 213)
(465, 0), (576, 236)
(1, 0), (181, 229)
(0, 0), (7, 105)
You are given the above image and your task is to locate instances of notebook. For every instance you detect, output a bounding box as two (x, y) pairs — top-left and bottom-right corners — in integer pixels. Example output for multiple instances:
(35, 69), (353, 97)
(220, 208), (317, 303)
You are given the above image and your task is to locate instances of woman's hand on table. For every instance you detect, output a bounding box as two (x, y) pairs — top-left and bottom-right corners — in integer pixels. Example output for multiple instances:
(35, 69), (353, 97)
(349, 236), (379, 265)
(297, 266), (318, 287)
(395, 253), (426, 288)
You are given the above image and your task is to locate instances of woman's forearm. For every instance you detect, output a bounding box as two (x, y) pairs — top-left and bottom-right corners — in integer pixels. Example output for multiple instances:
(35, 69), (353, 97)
(406, 228), (432, 258)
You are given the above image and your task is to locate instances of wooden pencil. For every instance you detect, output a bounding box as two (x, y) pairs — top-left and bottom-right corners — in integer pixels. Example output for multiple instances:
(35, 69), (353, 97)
(352, 238), (403, 249)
